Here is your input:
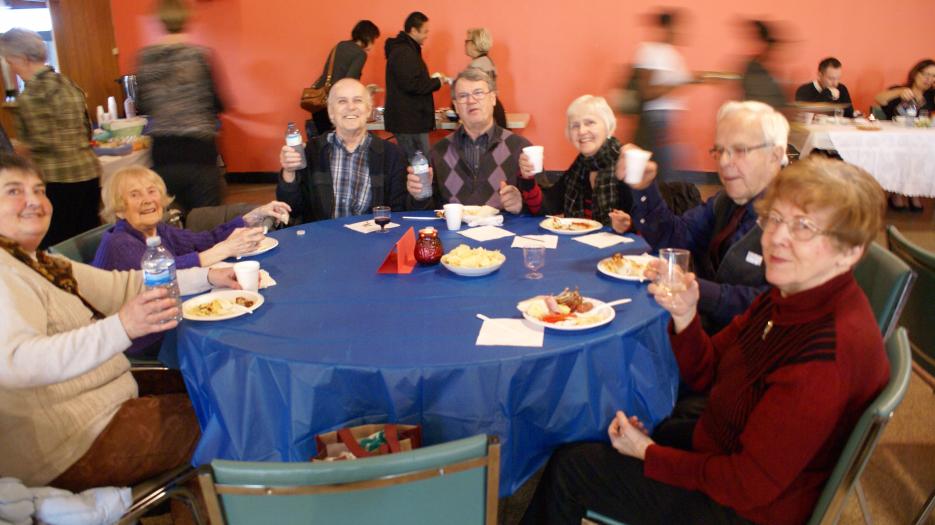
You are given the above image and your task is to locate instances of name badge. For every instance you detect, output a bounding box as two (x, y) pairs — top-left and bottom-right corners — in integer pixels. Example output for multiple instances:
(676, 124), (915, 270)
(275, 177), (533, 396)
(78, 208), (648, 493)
(746, 251), (763, 267)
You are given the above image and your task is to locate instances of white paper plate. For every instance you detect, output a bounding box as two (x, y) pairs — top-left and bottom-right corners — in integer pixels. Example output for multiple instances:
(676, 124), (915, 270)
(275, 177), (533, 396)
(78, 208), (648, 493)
(516, 296), (615, 331)
(442, 258), (505, 277)
(597, 254), (656, 282)
(539, 217), (603, 235)
(238, 236), (279, 258)
(182, 290), (264, 321)
(462, 205), (500, 222)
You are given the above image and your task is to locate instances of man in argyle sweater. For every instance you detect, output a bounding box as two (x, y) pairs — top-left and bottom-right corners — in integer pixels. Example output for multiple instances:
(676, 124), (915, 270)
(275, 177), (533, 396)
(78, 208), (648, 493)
(406, 69), (542, 214)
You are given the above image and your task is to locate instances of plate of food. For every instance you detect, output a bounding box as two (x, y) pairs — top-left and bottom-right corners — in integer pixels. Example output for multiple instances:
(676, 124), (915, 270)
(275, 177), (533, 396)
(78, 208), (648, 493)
(435, 205), (500, 222)
(238, 236), (279, 258)
(182, 290), (264, 321)
(539, 217), (603, 235)
(516, 287), (615, 331)
(597, 253), (656, 281)
(441, 244), (506, 276)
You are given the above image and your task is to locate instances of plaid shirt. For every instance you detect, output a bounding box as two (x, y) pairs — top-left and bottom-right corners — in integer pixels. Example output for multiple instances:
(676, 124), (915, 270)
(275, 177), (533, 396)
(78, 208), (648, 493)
(454, 125), (493, 177)
(328, 132), (372, 217)
(13, 67), (100, 183)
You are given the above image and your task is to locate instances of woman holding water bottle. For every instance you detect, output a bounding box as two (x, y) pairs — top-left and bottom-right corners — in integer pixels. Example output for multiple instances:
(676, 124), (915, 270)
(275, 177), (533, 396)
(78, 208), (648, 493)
(523, 157), (889, 525)
(0, 153), (240, 494)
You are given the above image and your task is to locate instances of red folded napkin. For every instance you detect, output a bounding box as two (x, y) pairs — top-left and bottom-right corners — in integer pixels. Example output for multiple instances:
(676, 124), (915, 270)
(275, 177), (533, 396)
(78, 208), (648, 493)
(378, 227), (417, 274)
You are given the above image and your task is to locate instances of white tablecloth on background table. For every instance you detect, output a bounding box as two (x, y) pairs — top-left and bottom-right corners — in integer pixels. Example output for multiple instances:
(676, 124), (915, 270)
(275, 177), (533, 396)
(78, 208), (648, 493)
(789, 122), (935, 197)
(97, 148), (152, 188)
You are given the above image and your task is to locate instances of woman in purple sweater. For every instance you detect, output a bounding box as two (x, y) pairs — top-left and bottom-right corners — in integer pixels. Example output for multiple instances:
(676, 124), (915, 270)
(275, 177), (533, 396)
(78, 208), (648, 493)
(93, 166), (290, 271)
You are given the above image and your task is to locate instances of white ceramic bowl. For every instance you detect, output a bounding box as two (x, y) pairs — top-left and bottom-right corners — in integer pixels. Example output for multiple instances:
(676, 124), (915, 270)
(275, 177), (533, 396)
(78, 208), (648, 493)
(441, 258), (505, 277)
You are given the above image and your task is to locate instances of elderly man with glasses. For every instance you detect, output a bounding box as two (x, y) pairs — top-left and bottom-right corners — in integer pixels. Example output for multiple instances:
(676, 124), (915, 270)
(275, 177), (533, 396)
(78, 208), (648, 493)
(615, 100), (789, 333)
(406, 68), (542, 214)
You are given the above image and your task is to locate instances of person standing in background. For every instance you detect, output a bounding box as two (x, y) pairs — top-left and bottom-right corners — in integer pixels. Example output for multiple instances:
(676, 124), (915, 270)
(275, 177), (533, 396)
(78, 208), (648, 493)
(136, 0), (225, 214)
(741, 20), (786, 109)
(384, 11), (449, 162)
(464, 27), (507, 128)
(309, 20), (380, 138)
(631, 9), (692, 181)
(0, 28), (101, 249)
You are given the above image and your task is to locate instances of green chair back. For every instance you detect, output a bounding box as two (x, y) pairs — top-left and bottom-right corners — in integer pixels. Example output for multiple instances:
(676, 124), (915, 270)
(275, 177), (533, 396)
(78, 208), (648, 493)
(887, 225), (935, 383)
(807, 327), (913, 525)
(47, 223), (112, 264)
(853, 241), (916, 339)
(199, 434), (500, 525)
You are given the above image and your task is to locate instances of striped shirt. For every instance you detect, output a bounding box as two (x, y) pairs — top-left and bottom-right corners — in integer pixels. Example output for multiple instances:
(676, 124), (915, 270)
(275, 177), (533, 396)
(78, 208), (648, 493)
(13, 67), (100, 183)
(328, 132), (372, 217)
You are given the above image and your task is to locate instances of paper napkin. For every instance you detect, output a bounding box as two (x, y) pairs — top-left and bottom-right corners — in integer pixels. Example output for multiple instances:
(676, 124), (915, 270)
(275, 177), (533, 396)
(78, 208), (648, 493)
(458, 226), (515, 242)
(344, 220), (401, 234)
(572, 232), (634, 249)
(510, 235), (558, 249)
(465, 215), (504, 228)
(476, 317), (544, 347)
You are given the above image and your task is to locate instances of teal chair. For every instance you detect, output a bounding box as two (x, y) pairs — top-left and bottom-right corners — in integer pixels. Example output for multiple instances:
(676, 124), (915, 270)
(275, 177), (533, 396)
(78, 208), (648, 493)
(853, 241), (916, 340)
(887, 225), (935, 386)
(198, 434), (500, 525)
(807, 327), (913, 525)
(47, 223), (112, 264)
(587, 329), (913, 525)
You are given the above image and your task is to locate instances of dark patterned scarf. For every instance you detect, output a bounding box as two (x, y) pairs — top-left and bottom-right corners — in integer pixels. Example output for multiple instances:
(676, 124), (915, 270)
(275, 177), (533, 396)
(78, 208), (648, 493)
(0, 234), (104, 319)
(563, 136), (621, 226)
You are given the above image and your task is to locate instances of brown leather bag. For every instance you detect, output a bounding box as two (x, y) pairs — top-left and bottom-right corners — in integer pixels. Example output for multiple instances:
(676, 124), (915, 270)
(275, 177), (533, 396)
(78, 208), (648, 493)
(301, 46), (337, 112)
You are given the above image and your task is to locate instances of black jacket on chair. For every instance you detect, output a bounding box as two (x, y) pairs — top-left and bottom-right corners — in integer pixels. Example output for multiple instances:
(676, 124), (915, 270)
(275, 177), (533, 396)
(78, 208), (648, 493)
(383, 31), (442, 134)
(276, 134), (408, 223)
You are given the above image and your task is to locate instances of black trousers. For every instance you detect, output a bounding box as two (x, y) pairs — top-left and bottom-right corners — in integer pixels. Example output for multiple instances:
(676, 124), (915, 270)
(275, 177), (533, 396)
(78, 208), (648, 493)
(519, 441), (755, 525)
(41, 178), (100, 250)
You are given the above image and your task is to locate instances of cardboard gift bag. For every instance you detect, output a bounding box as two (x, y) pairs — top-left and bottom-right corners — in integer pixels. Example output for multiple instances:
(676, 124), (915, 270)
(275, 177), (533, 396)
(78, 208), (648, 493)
(314, 423), (422, 461)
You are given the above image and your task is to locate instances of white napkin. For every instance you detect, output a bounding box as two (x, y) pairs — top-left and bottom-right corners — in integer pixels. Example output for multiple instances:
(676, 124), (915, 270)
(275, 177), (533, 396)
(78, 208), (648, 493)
(344, 220), (401, 234)
(476, 318), (544, 347)
(34, 485), (132, 525)
(572, 232), (634, 249)
(465, 215), (504, 227)
(511, 235), (558, 249)
(210, 262), (276, 289)
(458, 226), (515, 242)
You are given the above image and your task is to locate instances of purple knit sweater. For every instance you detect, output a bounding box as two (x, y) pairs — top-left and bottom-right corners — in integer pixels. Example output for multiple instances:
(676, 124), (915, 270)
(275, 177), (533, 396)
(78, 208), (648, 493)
(92, 217), (244, 271)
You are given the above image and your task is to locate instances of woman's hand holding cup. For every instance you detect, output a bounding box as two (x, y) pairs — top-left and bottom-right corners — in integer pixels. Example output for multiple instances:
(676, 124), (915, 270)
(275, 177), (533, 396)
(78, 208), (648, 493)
(647, 259), (699, 333)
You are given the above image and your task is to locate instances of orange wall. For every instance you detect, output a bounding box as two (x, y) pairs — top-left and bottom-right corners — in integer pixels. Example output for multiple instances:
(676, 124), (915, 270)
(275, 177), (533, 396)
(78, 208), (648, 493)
(110, 0), (935, 174)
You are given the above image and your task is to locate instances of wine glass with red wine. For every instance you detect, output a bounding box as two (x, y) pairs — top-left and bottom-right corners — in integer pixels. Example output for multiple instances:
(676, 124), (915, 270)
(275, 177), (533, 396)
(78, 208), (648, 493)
(373, 206), (391, 233)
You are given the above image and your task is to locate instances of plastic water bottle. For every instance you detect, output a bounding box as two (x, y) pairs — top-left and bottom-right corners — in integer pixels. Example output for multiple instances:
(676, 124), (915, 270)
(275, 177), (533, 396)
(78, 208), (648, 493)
(411, 150), (432, 200)
(285, 122), (307, 170)
(141, 236), (182, 322)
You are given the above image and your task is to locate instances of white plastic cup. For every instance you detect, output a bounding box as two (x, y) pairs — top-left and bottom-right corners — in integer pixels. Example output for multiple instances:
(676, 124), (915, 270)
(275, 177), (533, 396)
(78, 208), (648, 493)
(444, 203), (464, 231)
(801, 112), (815, 125)
(233, 261), (260, 292)
(522, 145), (544, 174)
(624, 148), (652, 185)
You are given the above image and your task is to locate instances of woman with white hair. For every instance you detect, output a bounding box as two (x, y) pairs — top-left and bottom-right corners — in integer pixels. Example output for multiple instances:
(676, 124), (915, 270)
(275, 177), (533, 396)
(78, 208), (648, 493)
(0, 28), (101, 249)
(464, 27), (507, 128)
(520, 95), (633, 232)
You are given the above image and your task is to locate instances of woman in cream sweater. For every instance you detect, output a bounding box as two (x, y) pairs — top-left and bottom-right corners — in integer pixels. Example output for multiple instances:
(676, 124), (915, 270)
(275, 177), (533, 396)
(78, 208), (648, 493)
(0, 153), (239, 490)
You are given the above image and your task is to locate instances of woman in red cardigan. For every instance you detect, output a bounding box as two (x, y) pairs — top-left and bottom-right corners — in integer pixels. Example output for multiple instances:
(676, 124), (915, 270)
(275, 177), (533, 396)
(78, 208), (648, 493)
(522, 157), (889, 525)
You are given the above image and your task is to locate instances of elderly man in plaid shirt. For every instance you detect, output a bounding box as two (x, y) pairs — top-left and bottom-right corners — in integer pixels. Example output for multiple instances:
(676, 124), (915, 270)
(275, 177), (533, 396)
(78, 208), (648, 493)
(277, 78), (407, 223)
(1, 28), (101, 249)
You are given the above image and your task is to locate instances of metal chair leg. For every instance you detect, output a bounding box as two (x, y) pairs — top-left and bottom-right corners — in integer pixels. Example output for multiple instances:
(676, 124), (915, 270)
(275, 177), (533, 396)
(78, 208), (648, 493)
(856, 481), (873, 525)
(911, 488), (935, 525)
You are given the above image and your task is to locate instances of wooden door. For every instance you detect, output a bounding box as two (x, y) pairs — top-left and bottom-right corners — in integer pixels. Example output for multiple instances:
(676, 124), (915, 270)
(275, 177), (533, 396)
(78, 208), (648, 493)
(48, 0), (123, 116)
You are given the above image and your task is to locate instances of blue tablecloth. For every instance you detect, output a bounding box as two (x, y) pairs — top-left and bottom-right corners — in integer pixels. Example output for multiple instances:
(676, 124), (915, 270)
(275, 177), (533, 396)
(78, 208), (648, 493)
(167, 213), (679, 496)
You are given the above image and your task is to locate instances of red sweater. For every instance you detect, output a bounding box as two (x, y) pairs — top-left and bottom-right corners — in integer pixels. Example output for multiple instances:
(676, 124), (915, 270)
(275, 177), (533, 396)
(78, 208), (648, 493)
(644, 272), (888, 525)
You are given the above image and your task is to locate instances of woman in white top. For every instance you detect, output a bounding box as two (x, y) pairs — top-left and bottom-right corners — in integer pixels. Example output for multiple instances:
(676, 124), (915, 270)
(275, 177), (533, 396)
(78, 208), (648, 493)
(465, 27), (507, 128)
(0, 153), (239, 492)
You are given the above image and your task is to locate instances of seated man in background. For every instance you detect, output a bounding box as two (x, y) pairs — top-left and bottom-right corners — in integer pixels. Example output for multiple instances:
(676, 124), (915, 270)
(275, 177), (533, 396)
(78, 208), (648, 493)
(278, 78), (407, 223)
(614, 101), (788, 333)
(794, 57), (854, 117)
(406, 68), (542, 215)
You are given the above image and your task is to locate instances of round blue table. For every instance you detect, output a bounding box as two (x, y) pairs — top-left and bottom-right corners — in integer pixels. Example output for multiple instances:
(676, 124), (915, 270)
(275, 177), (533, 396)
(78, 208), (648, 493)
(167, 213), (679, 496)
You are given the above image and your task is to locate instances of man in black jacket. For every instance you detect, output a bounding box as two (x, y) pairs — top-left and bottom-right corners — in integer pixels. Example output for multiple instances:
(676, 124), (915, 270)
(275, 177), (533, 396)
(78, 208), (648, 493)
(794, 57), (854, 117)
(384, 11), (449, 163)
(277, 79), (407, 223)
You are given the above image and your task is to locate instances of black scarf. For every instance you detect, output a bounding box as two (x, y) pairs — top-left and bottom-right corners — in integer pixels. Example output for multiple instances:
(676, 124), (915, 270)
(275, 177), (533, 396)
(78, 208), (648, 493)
(563, 136), (622, 225)
(0, 234), (105, 319)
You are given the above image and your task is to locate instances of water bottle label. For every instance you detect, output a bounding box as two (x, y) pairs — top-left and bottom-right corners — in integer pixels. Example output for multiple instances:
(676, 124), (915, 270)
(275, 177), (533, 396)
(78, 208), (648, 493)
(144, 269), (172, 288)
(286, 134), (303, 146)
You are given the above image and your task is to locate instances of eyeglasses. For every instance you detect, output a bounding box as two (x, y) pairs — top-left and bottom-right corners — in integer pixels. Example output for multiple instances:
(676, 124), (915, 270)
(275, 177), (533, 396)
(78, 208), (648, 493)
(454, 89), (491, 103)
(756, 211), (829, 242)
(709, 143), (772, 161)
